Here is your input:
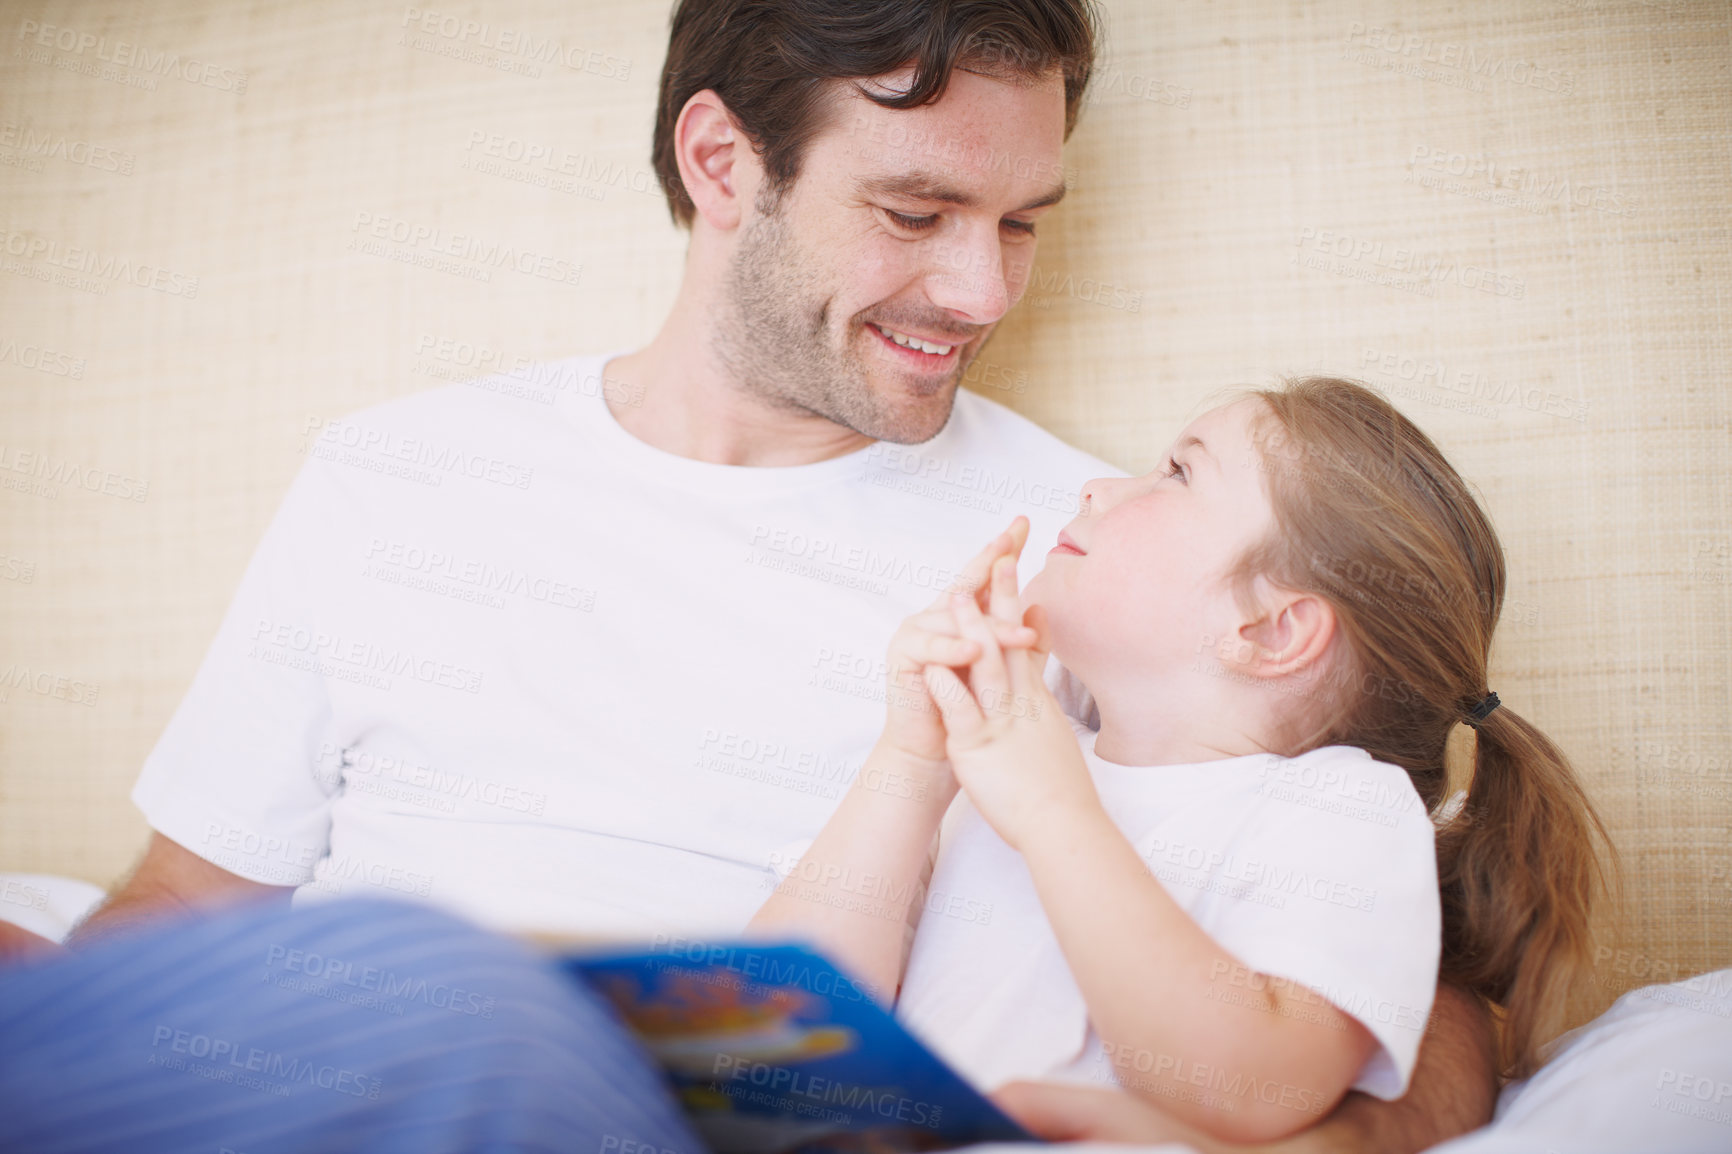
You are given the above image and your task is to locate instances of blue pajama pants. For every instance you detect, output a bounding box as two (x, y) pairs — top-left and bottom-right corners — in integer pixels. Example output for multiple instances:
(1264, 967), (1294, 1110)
(0, 898), (704, 1154)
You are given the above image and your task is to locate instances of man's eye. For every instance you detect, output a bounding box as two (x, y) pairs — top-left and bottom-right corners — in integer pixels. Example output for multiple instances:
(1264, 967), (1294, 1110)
(1003, 219), (1037, 236)
(885, 210), (938, 232)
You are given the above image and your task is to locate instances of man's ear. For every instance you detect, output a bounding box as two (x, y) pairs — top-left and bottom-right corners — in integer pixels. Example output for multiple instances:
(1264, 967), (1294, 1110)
(673, 89), (756, 232)
(1232, 579), (1336, 681)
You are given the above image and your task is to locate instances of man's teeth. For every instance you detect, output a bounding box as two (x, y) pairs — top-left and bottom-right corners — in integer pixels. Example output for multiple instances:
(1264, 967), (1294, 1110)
(879, 326), (954, 356)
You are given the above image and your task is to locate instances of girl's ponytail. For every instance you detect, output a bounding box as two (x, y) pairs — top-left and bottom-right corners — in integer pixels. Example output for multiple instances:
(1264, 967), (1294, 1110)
(1241, 377), (1617, 1079)
(1436, 704), (1613, 1076)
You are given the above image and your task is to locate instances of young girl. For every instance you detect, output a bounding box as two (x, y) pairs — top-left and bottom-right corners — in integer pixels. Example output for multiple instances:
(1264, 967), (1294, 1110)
(747, 377), (1610, 1143)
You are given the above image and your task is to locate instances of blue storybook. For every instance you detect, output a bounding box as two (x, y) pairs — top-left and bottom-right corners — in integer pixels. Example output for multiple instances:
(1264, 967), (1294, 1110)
(560, 940), (1034, 1153)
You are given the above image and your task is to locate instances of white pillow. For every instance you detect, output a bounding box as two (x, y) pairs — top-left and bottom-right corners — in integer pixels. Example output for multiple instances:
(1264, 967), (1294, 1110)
(1428, 968), (1732, 1153)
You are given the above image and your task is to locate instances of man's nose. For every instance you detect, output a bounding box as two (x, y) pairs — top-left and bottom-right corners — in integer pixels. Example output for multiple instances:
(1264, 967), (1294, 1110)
(923, 230), (1011, 325)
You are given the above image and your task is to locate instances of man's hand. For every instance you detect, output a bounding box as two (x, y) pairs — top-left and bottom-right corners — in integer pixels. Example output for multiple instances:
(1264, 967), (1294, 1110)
(65, 832), (293, 948)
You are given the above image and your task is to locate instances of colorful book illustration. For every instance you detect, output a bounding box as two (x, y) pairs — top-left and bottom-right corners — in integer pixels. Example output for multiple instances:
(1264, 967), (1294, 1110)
(561, 941), (1034, 1153)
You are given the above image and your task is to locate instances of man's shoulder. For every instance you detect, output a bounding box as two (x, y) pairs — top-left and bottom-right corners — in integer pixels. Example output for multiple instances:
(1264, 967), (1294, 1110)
(942, 387), (1126, 480)
(287, 354), (609, 515)
(331, 352), (606, 438)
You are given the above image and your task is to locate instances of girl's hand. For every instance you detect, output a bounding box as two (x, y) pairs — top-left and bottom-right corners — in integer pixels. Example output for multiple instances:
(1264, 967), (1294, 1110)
(922, 555), (1102, 853)
(881, 519), (1040, 774)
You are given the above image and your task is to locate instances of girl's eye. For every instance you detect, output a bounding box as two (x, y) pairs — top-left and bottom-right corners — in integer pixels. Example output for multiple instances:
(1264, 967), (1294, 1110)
(886, 210), (938, 232)
(1167, 457), (1188, 484)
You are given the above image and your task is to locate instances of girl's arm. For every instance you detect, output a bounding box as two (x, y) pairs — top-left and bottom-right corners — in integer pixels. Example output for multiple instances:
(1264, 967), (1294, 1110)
(926, 584), (1375, 1144)
(1016, 799), (1374, 1142)
(745, 739), (953, 1005)
(992, 983), (1497, 1154)
(747, 519), (1040, 1003)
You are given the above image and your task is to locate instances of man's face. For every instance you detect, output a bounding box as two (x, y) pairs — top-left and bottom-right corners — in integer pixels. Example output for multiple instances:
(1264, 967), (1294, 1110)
(714, 67), (1068, 444)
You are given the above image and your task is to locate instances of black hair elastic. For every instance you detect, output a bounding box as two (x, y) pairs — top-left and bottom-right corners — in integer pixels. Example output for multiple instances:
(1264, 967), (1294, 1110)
(1467, 691), (1501, 725)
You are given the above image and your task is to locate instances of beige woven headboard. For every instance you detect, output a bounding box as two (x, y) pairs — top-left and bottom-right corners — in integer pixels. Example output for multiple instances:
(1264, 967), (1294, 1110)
(2, 1), (1726, 1031)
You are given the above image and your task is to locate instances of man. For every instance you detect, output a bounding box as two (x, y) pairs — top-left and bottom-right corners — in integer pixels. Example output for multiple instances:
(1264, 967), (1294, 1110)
(17, 0), (1496, 1147)
(86, 2), (1105, 948)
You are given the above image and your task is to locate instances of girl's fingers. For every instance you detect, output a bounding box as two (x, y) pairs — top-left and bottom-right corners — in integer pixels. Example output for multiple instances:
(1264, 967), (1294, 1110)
(1023, 603), (1053, 680)
(901, 631), (980, 670)
(951, 592), (1010, 703)
(986, 557), (1033, 700)
(909, 608), (1038, 650)
(923, 664), (985, 739)
(988, 553), (1021, 626)
(939, 517), (1030, 611)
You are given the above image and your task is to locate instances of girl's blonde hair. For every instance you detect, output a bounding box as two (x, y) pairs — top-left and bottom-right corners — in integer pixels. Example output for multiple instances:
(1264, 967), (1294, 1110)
(1236, 376), (1614, 1077)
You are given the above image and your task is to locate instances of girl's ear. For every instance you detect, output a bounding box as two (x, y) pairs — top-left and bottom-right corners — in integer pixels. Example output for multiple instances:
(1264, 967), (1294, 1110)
(1232, 578), (1336, 681)
(673, 89), (756, 232)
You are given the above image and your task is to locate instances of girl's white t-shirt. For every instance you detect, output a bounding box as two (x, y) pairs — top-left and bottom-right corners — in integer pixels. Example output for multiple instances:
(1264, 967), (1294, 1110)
(894, 720), (1442, 1104)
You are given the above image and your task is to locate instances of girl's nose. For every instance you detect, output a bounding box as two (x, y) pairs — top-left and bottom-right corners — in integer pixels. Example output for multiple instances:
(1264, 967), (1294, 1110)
(1079, 475), (1126, 516)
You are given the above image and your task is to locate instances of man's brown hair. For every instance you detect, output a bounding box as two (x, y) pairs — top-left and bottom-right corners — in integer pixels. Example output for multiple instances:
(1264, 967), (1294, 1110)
(652, 0), (1100, 227)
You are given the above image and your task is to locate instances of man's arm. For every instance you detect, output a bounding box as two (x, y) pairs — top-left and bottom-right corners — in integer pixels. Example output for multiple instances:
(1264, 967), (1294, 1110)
(1285, 983), (1497, 1153)
(994, 981), (1499, 1153)
(65, 832), (294, 949)
(0, 919), (61, 962)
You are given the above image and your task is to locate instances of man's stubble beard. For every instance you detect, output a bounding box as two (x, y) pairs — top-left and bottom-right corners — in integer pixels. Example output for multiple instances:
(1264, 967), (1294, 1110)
(712, 201), (985, 446)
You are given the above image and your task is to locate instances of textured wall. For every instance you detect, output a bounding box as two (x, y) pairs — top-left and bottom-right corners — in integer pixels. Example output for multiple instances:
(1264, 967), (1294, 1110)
(1, 1), (1726, 1029)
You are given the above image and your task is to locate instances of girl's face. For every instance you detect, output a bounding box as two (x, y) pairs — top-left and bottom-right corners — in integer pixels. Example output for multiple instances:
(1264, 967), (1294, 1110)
(1026, 398), (1279, 686)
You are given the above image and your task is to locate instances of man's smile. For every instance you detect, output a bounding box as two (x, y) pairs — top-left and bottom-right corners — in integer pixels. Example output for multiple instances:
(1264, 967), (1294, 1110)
(870, 322), (959, 357)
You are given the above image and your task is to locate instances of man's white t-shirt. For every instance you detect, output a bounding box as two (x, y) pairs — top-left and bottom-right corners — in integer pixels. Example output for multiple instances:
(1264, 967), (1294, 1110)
(894, 718), (1442, 1103)
(132, 352), (1119, 939)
